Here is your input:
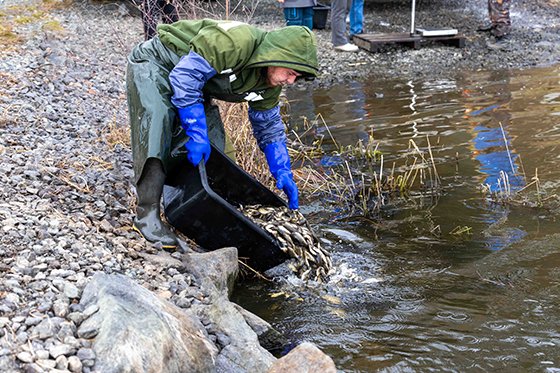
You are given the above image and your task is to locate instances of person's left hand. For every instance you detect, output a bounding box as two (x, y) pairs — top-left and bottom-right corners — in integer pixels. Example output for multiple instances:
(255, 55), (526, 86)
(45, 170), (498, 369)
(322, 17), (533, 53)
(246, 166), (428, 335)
(184, 136), (210, 166)
(276, 172), (299, 210)
(264, 141), (299, 210)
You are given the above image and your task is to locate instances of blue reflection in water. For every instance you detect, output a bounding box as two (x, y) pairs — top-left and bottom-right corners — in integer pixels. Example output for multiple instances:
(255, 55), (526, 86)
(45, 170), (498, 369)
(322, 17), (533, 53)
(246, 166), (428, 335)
(468, 99), (527, 250)
(468, 104), (500, 117)
(320, 155), (343, 167)
(472, 123), (524, 192)
(483, 227), (527, 251)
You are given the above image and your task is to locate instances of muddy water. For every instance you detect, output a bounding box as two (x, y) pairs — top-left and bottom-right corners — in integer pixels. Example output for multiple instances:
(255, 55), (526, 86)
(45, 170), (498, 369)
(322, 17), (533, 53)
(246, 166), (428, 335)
(233, 66), (560, 372)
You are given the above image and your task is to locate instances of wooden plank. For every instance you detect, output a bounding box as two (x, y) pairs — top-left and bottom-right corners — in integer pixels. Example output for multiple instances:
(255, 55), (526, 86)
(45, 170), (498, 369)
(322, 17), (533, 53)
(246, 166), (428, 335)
(353, 33), (466, 53)
(418, 34), (466, 48)
(353, 33), (420, 52)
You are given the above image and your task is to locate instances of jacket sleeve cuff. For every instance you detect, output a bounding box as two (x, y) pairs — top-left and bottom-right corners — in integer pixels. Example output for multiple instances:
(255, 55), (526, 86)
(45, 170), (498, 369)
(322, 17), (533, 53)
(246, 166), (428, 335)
(169, 50), (217, 108)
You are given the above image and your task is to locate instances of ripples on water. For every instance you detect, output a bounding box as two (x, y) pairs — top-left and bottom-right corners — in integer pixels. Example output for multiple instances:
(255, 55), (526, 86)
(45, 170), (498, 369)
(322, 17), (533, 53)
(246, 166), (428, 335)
(233, 66), (560, 372)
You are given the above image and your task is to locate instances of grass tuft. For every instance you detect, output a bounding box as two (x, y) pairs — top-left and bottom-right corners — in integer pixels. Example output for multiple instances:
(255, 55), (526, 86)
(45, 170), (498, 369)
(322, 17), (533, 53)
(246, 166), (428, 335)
(103, 119), (131, 150)
(42, 19), (64, 32)
(0, 23), (21, 43)
(481, 168), (560, 209)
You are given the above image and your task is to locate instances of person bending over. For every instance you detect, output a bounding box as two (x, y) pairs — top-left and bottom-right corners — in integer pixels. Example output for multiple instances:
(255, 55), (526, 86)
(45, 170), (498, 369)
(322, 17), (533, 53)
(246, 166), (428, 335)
(126, 19), (319, 249)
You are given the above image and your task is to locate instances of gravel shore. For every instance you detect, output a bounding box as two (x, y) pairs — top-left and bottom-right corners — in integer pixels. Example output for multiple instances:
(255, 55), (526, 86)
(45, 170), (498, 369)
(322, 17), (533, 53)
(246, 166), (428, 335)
(0, 0), (559, 371)
(309, 0), (560, 84)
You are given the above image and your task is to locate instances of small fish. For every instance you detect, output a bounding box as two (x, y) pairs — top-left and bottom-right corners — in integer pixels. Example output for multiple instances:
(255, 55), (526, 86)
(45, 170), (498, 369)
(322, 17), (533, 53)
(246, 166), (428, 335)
(321, 294), (342, 305)
(240, 204), (332, 283)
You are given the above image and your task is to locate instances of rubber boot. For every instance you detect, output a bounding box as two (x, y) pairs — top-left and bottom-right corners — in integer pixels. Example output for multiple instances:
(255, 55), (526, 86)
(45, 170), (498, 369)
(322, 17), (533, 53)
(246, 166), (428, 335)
(133, 158), (178, 249)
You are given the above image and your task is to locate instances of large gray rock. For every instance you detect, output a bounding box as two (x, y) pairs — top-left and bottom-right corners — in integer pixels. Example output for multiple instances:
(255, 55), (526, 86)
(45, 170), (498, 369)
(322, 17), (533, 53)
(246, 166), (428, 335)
(183, 248), (276, 372)
(233, 304), (289, 354)
(199, 301), (276, 373)
(182, 247), (239, 298)
(78, 273), (218, 373)
(267, 342), (336, 373)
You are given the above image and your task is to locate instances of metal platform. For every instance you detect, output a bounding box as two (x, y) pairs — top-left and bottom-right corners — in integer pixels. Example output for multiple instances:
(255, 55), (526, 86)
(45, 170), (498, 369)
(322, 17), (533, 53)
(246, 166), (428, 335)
(352, 32), (466, 53)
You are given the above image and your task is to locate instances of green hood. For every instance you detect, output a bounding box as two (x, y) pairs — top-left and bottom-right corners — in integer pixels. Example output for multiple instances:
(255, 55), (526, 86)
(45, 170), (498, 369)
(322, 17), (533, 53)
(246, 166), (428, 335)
(245, 26), (319, 79)
(158, 20), (318, 78)
(157, 20), (319, 110)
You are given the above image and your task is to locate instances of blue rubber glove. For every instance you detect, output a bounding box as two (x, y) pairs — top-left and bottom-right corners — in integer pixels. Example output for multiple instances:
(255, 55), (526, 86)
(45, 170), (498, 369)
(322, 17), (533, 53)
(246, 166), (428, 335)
(264, 141), (299, 210)
(177, 103), (211, 166)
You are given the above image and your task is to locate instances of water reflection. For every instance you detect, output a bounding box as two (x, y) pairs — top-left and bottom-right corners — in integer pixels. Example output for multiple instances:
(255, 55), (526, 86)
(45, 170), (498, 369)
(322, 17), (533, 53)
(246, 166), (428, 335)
(462, 69), (525, 191)
(461, 69), (528, 251)
(234, 66), (560, 372)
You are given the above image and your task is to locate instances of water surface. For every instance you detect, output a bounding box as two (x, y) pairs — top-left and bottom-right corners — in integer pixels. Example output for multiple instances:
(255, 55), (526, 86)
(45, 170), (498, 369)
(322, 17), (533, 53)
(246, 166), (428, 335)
(234, 66), (560, 372)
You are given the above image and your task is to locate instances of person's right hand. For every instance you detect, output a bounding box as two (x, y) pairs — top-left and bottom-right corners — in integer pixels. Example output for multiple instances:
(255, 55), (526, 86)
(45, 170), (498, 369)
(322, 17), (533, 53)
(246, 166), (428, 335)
(276, 172), (299, 210)
(178, 103), (211, 166)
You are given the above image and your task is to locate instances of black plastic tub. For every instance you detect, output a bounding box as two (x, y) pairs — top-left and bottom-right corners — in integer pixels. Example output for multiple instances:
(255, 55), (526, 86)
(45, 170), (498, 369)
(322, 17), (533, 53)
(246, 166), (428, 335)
(163, 145), (289, 271)
(313, 3), (330, 30)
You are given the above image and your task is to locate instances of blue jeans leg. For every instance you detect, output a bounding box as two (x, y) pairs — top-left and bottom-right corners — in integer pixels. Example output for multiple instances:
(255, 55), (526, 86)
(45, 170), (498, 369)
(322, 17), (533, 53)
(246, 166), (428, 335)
(349, 0), (364, 36)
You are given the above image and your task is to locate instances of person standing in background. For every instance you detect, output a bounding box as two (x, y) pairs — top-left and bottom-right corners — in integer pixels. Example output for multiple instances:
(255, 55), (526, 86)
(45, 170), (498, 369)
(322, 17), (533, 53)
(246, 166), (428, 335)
(331, 0), (359, 52)
(142, 0), (179, 40)
(479, 0), (511, 39)
(277, 0), (316, 29)
(488, 0), (511, 38)
(349, 0), (364, 39)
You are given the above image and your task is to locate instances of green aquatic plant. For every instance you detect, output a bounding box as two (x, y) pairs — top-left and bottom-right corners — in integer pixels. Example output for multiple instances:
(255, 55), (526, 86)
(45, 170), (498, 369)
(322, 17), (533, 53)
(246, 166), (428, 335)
(479, 122), (559, 209)
(286, 116), (442, 218)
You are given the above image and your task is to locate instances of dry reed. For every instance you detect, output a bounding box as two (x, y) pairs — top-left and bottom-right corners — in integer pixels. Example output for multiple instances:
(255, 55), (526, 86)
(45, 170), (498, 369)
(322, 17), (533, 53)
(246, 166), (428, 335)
(276, 113), (442, 218)
(482, 168), (559, 209)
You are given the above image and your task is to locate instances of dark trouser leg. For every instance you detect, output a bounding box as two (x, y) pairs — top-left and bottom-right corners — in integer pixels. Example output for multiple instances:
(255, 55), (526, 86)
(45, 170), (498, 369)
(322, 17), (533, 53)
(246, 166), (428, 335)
(134, 158), (178, 248)
(160, 0), (179, 24)
(127, 38), (181, 247)
(488, 0), (511, 38)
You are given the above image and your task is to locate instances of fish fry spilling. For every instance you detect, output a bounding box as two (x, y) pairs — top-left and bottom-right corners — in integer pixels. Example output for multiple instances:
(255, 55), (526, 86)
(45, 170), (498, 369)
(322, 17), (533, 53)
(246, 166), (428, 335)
(240, 205), (332, 282)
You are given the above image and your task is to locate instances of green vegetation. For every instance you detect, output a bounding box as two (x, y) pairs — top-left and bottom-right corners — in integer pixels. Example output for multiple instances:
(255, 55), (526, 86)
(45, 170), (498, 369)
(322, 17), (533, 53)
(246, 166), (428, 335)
(42, 19), (64, 32)
(221, 102), (443, 219)
(0, 0), (68, 45)
(481, 168), (559, 209)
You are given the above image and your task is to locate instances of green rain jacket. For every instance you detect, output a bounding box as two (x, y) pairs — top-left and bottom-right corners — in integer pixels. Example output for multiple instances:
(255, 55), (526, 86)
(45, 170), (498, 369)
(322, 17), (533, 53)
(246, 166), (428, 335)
(126, 19), (318, 182)
(158, 19), (319, 110)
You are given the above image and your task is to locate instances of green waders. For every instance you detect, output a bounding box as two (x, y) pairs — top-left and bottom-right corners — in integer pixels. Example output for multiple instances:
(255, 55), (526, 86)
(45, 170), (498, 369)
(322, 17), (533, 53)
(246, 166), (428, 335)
(126, 36), (235, 248)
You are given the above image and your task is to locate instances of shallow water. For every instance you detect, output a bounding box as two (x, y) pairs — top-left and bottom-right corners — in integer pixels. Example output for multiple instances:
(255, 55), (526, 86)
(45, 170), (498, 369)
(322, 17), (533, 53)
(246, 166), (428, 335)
(233, 65), (560, 372)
